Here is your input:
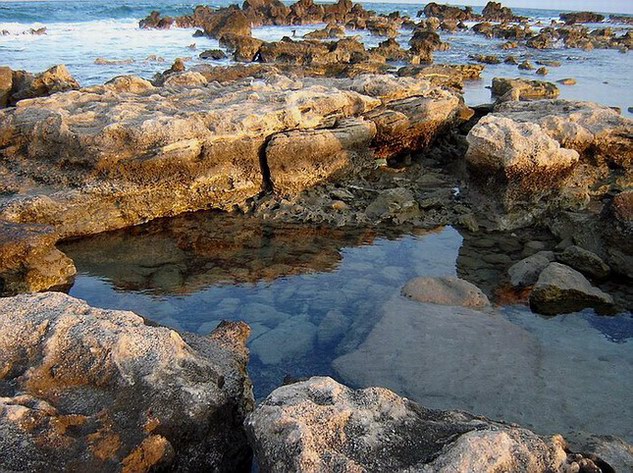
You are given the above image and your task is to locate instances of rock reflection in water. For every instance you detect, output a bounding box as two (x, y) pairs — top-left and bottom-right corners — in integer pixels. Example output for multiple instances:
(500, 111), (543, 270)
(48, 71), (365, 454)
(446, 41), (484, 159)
(61, 211), (384, 295)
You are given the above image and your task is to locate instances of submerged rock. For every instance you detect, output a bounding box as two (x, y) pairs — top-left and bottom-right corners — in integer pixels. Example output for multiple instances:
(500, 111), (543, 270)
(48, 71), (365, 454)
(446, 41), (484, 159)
(529, 262), (615, 315)
(402, 276), (490, 308)
(491, 77), (560, 101)
(0, 292), (253, 472)
(245, 376), (611, 473)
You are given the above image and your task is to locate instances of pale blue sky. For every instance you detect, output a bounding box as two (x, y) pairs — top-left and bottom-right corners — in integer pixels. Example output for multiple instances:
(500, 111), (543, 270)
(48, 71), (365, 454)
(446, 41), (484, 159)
(363, 0), (633, 15)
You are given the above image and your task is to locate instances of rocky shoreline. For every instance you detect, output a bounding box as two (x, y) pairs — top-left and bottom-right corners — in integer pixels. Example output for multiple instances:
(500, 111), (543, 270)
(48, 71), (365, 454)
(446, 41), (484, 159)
(1, 0), (632, 471)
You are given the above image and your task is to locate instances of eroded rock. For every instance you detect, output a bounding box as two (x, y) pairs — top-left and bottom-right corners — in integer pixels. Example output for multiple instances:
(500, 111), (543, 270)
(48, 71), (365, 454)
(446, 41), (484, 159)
(0, 292), (253, 472)
(402, 276), (490, 308)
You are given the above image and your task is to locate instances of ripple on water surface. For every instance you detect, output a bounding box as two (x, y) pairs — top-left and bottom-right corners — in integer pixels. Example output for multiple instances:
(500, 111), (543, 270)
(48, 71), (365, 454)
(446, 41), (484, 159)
(61, 211), (633, 442)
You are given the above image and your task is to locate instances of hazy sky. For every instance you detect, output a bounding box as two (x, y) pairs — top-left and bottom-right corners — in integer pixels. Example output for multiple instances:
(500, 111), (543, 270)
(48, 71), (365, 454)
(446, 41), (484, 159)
(364, 0), (633, 15)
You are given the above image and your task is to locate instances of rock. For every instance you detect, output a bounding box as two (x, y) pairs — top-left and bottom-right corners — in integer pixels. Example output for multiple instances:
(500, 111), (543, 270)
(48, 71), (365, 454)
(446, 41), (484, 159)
(557, 245), (610, 279)
(0, 292), (253, 472)
(409, 29), (447, 62)
(536, 66), (548, 75)
(560, 12), (605, 24)
(611, 190), (633, 233)
(402, 276), (490, 308)
(0, 221), (76, 296)
(482, 1), (520, 21)
(569, 434), (633, 473)
(265, 117), (376, 196)
(397, 64), (484, 90)
(242, 0), (290, 25)
(199, 48), (227, 59)
(471, 54), (501, 64)
(245, 376), (609, 473)
(518, 60), (535, 70)
(303, 23), (345, 40)
(508, 251), (555, 288)
(0, 75), (380, 239)
(250, 314), (317, 364)
(220, 34), (265, 61)
(162, 71), (209, 87)
(365, 188), (421, 223)
(466, 115), (579, 178)
(192, 7), (252, 39)
(491, 77), (559, 101)
(557, 78), (576, 85)
(529, 262), (615, 315)
(317, 309), (349, 345)
(371, 37), (408, 61)
(6, 65), (80, 106)
(0, 66), (12, 108)
(492, 100), (633, 169)
(421, 2), (473, 21)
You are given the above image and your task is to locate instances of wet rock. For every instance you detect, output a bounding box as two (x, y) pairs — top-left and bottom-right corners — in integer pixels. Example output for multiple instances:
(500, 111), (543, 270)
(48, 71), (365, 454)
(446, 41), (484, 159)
(560, 12), (605, 24)
(371, 37), (408, 61)
(409, 29), (447, 62)
(471, 54), (501, 64)
(220, 34), (265, 61)
(0, 66), (13, 107)
(365, 188), (421, 223)
(250, 314), (317, 364)
(0, 221), (76, 296)
(421, 2), (473, 21)
(558, 78), (576, 85)
(482, 1), (520, 21)
(246, 376), (607, 473)
(508, 251), (555, 288)
(139, 10), (174, 29)
(491, 77), (560, 101)
(611, 190), (633, 234)
(529, 262), (615, 315)
(0, 292), (253, 472)
(518, 60), (535, 70)
(557, 245), (610, 279)
(536, 66), (548, 75)
(402, 276), (490, 308)
(304, 23), (345, 39)
(317, 309), (349, 345)
(199, 48), (227, 60)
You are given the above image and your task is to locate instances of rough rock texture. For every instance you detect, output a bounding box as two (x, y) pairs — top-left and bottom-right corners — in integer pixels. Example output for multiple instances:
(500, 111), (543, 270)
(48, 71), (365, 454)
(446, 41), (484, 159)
(402, 276), (490, 308)
(0, 72), (466, 240)
(508, 251), (555, 288)
(466, 115), (580, 178)
(529, 262), (615, 315)
(560, 12), (605, 24)
(557, 245), (610, 279)
(0, 292), (253, 472)
(0, 221), (76, 296)
(421, 2), (473, 21)
(0, 65), (80, 108)
(491, 77), (560, 102)
(245, 376), (609, 473)
(364, 187), (421, 223)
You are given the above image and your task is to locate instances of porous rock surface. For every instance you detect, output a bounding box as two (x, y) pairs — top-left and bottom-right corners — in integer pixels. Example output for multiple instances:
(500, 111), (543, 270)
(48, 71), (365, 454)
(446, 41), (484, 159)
(402, 276), (490, 308)
(0, 292), (253, 472)
(245, 376), (609, 473)
(0, 72), (466, 239)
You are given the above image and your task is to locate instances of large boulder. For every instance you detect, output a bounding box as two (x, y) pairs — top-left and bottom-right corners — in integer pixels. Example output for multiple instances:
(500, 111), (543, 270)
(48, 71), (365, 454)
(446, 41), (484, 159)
(0, 292), (254, 472)
(529, 262), (615, 315)
(1, 65), (80, 107)
(482, 1), (521, 21)
(560, 12), (605, 24)
(245, 376), (612, 473)
(0, 220), (76, 296)
(421, 2), (473, 21)
(508, 251), (555, 288)
(557, 245), (610, 279)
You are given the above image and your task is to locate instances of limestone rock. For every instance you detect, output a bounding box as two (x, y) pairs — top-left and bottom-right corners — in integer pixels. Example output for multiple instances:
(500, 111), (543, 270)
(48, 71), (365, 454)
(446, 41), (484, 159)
(529, 262), (615, 315)
(0, 221), (76, 296)
(365, 188), (420, 223)
(0, 292), (253, 472)
(491, 77), (560, 102)
(245, 376), (607, 473)
(2, 65), (80, 107)
(466, 115), (579, 177)
(402, 276), (490, 308)
(508, 251), (555, 288)
(557, 245), (610, 279)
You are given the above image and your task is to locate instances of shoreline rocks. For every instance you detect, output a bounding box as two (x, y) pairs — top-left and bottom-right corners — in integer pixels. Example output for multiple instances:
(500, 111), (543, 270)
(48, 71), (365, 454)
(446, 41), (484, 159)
(0, 292), (254, 472)
(246, 376), (616, 473)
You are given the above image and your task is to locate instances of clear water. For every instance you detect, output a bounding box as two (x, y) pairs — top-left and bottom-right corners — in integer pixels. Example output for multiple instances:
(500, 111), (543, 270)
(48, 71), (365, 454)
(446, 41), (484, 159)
(1, 0), (632, 114)
(60, 211), (633, 442)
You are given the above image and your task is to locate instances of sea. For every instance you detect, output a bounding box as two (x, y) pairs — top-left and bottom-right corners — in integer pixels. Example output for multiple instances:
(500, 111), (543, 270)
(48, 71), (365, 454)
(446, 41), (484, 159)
(1, 0), (633, 114)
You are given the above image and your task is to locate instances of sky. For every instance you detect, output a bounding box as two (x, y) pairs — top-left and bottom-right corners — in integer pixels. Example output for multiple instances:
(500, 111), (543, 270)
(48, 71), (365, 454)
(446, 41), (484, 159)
(363, 0), (633, 15)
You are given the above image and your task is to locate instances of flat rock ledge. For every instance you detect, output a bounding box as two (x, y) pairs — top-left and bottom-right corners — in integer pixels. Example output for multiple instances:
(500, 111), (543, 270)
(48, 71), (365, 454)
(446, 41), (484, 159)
(0, 292), (254, 472)
(245, 376), (616, 473)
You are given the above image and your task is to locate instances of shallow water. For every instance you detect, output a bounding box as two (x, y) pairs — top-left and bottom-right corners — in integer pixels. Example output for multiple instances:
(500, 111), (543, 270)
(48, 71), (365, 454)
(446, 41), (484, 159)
(1, 0), (633, 114)
(61, 211), (633, 442)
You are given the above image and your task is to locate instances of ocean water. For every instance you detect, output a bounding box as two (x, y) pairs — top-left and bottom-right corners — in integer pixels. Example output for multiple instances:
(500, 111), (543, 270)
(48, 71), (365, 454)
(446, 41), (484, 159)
(1, 0), (632, 114)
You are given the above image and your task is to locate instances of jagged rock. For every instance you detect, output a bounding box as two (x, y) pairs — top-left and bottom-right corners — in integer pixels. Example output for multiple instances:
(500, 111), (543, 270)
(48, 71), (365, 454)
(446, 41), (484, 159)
(303, 23), (346, 39)
(242, 0), (290, 25)
(560, 12), (605, 24)
(482, 1), (520, 21)
(557, 245), (610, 279)
(491, 77), (560, 101)
(371, 37), (408, 61)
(421, 2), (473, 21)
(3, 65), (80, 107)
(471, 54), (501, 64)
(518, 60), (535, 70)
(191, 6), (252, 39)
(536, 66), (548, 75)
(0, 221), (76, 296)
(402, 276), (490, 308)
(220, 34), (265, 61)
(397, 64), (484, 89)
(529, 262), (615, 315)
(199, 48), (227, 60)
(508, 251), (555, 287)
(246, 376), (611, 473)
(0, 66), (12, 107)
(409, 29), (447, 62)
(0, 292), (253, 472)
(611, 190), (633, 234)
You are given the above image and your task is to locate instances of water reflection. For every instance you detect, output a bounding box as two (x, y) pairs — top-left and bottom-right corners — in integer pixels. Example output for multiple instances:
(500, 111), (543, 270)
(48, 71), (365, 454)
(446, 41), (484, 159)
(62, 211), (633, 441)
